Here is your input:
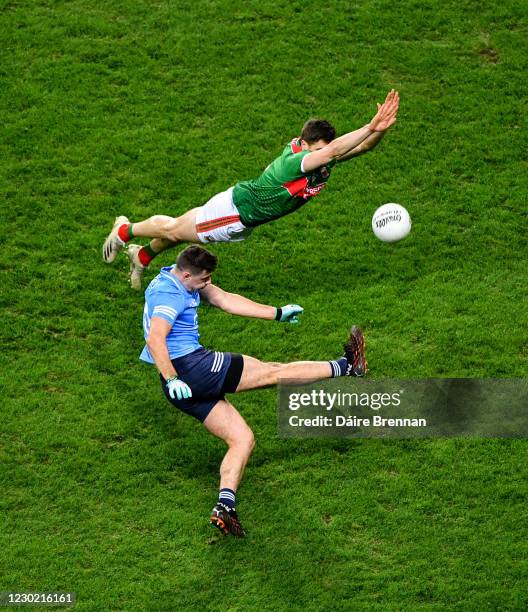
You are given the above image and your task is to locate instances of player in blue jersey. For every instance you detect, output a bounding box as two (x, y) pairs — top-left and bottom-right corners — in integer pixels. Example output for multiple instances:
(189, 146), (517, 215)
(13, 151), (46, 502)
(142, 245), (367, 537)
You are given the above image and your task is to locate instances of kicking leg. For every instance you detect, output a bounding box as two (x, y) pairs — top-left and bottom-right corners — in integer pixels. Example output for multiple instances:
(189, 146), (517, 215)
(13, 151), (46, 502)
(204, 399), (255, 537)
(235, 326), (368, 391)
(236, 355), (334, 391)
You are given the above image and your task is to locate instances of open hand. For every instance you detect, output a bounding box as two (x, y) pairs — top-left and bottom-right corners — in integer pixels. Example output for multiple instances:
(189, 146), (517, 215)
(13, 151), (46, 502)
(369, 89), (400, 132)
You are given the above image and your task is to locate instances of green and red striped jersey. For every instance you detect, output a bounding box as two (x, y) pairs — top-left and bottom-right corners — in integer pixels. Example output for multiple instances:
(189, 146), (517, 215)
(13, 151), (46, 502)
(232, 138), (336, 228)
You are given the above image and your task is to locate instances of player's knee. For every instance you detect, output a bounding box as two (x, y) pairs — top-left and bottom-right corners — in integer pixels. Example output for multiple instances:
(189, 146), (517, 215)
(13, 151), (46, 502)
(165, 220), (183, 242)
(233, 430), (255, 456)
(245, 433), (256, 457)
(150, 215), (180, 240)
(264, 363), (283, 386)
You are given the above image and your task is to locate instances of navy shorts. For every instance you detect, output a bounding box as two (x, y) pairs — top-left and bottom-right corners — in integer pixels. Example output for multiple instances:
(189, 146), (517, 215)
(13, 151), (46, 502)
(160, 348), (244, 422)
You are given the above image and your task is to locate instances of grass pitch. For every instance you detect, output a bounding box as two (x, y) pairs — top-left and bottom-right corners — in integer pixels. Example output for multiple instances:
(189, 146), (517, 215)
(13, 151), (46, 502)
(1, 0), (527, 609)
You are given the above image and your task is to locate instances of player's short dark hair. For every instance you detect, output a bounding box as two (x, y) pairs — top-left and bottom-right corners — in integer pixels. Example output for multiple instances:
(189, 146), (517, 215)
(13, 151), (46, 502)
(301, 119), (336, 144)
(176, 246), (218, 274)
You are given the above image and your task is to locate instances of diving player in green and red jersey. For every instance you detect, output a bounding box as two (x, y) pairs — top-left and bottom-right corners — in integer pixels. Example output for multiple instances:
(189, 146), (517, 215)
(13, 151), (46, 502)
(103, 90), (400, 289)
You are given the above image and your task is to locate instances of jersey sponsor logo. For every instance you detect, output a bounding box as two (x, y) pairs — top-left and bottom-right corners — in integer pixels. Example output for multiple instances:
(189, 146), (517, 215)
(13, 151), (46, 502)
(283, 177), (327, 200)
(304, 183), (327, 197)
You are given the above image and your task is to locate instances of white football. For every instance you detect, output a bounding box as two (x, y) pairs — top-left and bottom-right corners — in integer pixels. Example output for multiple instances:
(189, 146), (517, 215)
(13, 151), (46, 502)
(372, 203), (411, 243)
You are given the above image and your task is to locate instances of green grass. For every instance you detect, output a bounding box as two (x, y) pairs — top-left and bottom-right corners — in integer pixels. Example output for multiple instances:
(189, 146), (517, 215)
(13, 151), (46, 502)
(1, 0), (528, 609)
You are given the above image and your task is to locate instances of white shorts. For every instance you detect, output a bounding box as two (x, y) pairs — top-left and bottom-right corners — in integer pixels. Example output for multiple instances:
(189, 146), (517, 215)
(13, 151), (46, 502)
(195, 187), (253, 243)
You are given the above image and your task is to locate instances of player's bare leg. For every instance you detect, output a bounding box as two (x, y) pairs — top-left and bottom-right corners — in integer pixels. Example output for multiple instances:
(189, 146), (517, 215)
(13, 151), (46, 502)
(236, 326), (368, 391)
(130, 207), (200, 243)
(104, 208), (201, 289)
(204, 399), (255, 537)
(102, 208), (200, 266)
(204, 399), (255, 491)
(236, 356), (333, 391)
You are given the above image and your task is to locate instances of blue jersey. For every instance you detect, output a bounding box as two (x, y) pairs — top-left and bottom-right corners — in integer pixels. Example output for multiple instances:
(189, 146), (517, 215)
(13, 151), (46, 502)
(140, 266), (201, 363)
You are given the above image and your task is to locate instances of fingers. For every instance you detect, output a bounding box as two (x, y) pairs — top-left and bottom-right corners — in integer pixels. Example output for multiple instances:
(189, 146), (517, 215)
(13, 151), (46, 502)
(280, 304), (304, 322)
(381, 90), (399, 112)
(290, 305), (303, 323)
(389, 90), (400, 114)
(378, 89), (398, 109)
(285, 304), (303, 312)
(390, 90), (400, 112)
(177, 384), (192, 400)
(168, 381), (192, 400)
(377, 90), (400, 122)
(370, 89), (400, 132)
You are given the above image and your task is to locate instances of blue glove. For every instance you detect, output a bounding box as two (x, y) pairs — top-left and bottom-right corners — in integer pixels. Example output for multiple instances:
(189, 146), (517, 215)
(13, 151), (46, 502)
(275, 304), (304, 324)
(166, 376), (192, 400)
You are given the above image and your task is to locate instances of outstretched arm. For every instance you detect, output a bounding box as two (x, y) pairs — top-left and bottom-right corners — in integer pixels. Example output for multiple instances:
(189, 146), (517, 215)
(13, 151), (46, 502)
(302, 90), (400, 171)
(338, 89), (400, 162)
(337, 91), (400, 161)
(202, 284), (275, 319)
(201, 284), (303, 323)
(336, 131), (387, 162)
